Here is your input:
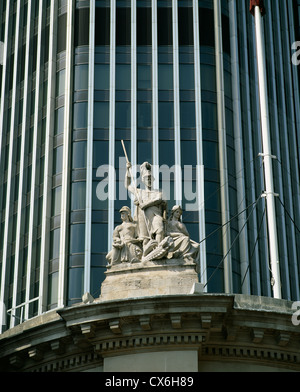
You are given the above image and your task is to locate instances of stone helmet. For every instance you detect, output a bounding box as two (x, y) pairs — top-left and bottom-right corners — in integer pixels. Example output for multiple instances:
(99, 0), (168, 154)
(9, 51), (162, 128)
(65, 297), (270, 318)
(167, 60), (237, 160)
(140, 161), (154, 182)
(119, 206), (133, 222)
(169, 205), (183, 221)
(171, 205), (183, 214)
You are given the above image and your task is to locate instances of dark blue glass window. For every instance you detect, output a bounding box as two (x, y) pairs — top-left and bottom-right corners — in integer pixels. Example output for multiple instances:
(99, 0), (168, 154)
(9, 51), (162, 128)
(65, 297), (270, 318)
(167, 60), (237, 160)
(203, 141), (219, 170)
(95, 6), (110, 46)
(202, 102), (217, 130)
(73, 102), (88, 129)
(93, 140), (109, 167)
(138, 64), (152, 89)
(57, 13), (67, 53)
(69, 224), (85, 254)
(52, 186), (62, 216)
(53, 146), (63, 175)
(178, 7), (194, 46)
(181, 140), (197, 166)
(56, 69), (65, 97)
(92, 223), (108, 253)
(180, 102), (195, 128)
(74, 64), (88, 91)
(48, 272), (58, 308)
(116, 7), (131, 46)
(72, 141), (87, 169)
(180, 64), (195, 90)
(159, 141), (175, 167)
(159, 102), (174, 128)
(137, 7), (151, 46)
(201, 64), (216, 92)
(68, 268), (84, 303)
(115, 102), (131, 128)
(71, 182), (86, 211)
(49, 228), (60, 260)
(158, 64), (173, 90)
(137, 141), (152, 164)
(138, 102), (152, 127)
(74, 8), (90, 47)
(204, 181), (221, 211)
(55, 107), (64, 135)
(199, 8), (215, 47)
(94, 102), (109, 128)
(95, 64), (110, 90)
(222, 15), (230, 55)
(93, 181), (108, 210)
(116, 64), (131, 90)
(158, 7), (173, 46)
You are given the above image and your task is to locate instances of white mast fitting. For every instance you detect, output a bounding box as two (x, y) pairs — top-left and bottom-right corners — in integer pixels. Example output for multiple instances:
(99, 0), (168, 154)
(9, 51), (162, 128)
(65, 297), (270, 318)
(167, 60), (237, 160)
(251, 0), (282, 299)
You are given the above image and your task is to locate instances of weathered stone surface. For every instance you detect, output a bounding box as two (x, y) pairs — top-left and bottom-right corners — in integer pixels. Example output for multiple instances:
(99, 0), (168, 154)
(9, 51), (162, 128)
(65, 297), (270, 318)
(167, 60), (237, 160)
(99, 258), (199, 301)
(1, 294), (300, 372)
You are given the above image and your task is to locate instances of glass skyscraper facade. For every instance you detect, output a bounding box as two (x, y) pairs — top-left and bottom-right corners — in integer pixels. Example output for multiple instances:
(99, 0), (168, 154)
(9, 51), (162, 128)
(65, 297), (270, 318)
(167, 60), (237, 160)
(0, 0), (299, 333)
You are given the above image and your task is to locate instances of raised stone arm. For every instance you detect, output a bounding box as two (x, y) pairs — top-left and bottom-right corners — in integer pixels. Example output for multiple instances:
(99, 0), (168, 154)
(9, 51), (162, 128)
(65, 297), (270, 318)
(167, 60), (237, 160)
(125, 162), (136, 196)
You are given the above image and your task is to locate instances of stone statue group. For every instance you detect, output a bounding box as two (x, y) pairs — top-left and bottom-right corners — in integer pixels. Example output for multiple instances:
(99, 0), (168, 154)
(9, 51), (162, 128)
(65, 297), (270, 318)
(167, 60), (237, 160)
(106, 158), (200, 268)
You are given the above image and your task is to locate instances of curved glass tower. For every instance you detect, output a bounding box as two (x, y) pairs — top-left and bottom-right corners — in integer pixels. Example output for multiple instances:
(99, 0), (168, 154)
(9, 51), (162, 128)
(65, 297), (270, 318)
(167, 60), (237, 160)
(0, 0), (299, 333)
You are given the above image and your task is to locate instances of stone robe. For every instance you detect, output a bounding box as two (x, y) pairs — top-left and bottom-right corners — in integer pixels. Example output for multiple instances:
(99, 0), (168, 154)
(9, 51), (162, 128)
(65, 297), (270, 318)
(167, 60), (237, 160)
(133, 188), (166, 241)
(166, 219), (199, 260)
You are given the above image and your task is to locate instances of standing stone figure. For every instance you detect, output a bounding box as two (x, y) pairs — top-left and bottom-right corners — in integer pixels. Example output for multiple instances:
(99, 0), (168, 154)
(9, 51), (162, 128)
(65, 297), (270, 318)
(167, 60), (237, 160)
(125, 162), (167, 251)
(166, 205), (199, 262)
(106, 206), (142, 266)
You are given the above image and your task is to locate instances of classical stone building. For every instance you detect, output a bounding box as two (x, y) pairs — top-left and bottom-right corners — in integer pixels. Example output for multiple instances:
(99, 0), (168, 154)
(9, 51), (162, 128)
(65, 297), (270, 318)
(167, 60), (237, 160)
(0, 0), (300, 372)
(0, 293), (300, 372)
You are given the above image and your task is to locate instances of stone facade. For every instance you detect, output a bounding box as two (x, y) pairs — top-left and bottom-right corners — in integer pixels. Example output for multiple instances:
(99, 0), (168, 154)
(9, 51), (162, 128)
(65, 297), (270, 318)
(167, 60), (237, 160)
(0, 294), (299, 372)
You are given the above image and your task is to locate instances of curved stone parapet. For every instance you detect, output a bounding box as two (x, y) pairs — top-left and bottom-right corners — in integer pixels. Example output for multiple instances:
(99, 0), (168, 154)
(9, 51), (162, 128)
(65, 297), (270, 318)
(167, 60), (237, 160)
(0, 294), (300, 372)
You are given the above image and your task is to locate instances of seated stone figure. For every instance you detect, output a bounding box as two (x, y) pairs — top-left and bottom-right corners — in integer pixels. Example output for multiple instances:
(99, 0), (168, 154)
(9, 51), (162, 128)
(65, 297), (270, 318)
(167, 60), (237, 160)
(106, 206), (142, 266)
(166, 205), (199, 262)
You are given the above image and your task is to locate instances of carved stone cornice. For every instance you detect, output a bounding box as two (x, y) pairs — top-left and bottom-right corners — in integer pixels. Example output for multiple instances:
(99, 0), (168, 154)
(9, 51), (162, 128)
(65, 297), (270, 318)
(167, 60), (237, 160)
(0, 294), (299, 372)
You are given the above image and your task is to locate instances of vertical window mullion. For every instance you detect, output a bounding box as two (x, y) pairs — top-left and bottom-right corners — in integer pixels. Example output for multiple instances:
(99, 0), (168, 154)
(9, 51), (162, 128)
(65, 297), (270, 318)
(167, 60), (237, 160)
(26, 0), (45, 318)
(0, 0), (10, 163)
(152, 0), (159, 185)
(0, 0), (11, 333)
(58, 0), (74, 308)
(173, 0), (182, 205)
(193, 0), (206, 289)
(228, 0), (250, 295)
(238, 0), (261, 295)
(214, 0), (232, 294)
(39, 0), (57, 315)
(131, 0), (137, 213)
(2, 0), (21, 329)
(14, 0), (33, 322)
(84, 0), (95, 294)
(108, 0), (116, 252)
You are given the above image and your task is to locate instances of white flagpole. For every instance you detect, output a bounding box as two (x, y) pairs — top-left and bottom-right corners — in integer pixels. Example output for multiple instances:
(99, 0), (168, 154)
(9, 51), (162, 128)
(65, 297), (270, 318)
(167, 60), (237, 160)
(253, 5), (282, 299)
(0, 41), (4, 65)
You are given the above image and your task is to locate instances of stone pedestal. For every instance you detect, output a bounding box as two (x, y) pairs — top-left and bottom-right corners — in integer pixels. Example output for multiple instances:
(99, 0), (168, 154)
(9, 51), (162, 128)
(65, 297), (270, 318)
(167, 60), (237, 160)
(99, 258), (199, 301)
